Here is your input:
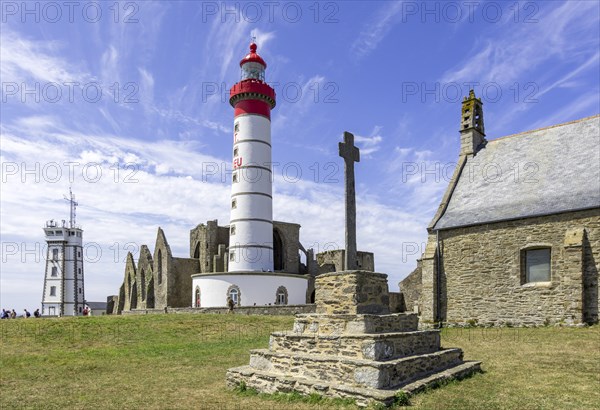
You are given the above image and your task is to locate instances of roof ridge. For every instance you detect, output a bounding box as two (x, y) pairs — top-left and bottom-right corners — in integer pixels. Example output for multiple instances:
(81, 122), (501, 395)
(488, 113), (600, 143)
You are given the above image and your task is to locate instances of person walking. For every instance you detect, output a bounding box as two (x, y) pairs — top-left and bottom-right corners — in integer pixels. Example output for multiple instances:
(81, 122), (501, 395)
(10, 309), (17, 319)
(24, 309), (31, 318)
(227, 297), (235, 314)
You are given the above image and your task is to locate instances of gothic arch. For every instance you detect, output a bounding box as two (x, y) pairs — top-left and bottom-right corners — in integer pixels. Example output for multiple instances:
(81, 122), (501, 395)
(146, 277), (155, 309)
(194, 242), (201, 259)
(130, 282), (138, 309)
(140, 269), (146, 301)
(157, 249), (163, 285)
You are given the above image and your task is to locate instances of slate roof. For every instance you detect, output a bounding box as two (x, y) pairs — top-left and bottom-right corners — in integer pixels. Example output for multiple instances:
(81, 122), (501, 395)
(434, 114), (600, 230)
(86, 301), (107, 310)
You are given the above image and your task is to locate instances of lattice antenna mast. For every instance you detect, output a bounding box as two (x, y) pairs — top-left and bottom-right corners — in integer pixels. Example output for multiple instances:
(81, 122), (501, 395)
(63, 187), (79, 228)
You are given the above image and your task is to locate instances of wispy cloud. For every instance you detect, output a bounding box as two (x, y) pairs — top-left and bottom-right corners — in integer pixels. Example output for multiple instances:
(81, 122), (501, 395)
(0, 28), (91, 84)
(441, 1), (599, 85)
(351, 1), (404, 59)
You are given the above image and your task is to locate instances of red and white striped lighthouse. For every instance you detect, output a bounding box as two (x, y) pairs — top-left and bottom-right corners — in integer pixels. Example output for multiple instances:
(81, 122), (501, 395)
(228, 42), (276, 272)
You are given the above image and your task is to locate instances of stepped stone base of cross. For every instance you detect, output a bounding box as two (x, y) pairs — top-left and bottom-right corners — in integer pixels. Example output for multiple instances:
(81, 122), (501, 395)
(226, 270), (482, 407)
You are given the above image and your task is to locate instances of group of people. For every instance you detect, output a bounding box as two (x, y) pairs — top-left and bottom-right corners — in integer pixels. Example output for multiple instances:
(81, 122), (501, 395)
(1, 309), (41, 319)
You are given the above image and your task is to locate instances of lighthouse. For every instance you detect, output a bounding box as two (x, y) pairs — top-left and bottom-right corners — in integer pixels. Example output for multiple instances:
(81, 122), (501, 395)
(190, 41), (307, 308)
(228, 42), (276, 272)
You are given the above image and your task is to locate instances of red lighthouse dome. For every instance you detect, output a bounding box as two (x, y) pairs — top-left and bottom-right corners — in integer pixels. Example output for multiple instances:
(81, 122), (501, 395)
(239, 42), (267, 68)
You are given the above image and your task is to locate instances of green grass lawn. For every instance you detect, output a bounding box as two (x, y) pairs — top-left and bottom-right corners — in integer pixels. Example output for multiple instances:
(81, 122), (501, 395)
(1, 314), (598, 409)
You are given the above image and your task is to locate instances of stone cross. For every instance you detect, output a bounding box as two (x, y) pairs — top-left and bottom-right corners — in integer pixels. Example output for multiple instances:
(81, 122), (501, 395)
(339, 131), (360, 271)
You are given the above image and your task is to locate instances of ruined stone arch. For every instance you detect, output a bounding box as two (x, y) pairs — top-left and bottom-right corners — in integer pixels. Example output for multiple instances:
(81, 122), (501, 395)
(194, 242), (201, 259)
(137, 245), (153, 306)
(275, 286), (288, 305)
(227, 284), (241, 306)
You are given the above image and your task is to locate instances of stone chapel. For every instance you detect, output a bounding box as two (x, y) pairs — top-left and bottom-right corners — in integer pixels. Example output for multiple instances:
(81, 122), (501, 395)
(400, 91), (600, 326)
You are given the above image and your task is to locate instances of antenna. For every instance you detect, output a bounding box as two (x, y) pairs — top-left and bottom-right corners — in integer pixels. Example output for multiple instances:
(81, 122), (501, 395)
(63, 187), (79, 228)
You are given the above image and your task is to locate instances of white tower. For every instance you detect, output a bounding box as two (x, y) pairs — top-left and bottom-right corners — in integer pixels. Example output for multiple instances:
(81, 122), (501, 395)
(41, 189), (85, 316)
(228, 42), (277, 272)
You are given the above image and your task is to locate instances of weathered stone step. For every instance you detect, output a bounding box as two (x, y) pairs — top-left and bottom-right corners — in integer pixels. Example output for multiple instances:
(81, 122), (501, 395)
(269, 330), (440, 361)
(248, 348), (464, 389)
(292, 312), (419, 335)
(226, 360), (482, 407)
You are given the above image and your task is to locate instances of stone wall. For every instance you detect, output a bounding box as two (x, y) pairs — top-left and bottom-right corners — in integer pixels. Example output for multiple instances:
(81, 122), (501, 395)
(121, 304), (316, 316)
(421, 209), (599, 326)
(388, 292), (403, 313)
(273, 221), (301, 273)
(316, 250), (375, 273)
(399, 260), (422, 314)
(168, 257), (198, 308)
(106, 295), (117, 314)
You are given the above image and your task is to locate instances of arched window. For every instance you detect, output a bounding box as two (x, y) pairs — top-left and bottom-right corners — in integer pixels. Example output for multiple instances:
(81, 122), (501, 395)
(195, 286), (201, 308)
(227, 285), (241, 306)
(275, 286), (288, 305)
(157, 249), (163, 285)
(194, 242), (200, 259)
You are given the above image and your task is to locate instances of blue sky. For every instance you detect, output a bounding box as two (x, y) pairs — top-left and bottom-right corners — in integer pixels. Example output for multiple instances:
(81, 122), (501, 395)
(1, 1), (599, 311)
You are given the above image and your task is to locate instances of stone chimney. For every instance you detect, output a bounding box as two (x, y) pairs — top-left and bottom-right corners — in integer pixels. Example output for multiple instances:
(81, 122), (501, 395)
(459, 90), (486, 156)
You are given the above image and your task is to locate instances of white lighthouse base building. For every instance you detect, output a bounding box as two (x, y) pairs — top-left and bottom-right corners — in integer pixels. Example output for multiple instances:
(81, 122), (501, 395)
(191, 272), (308, 308)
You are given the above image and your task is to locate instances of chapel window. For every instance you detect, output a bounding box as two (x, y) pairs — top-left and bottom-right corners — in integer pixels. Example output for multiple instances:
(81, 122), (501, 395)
(521, 248), (551, 284)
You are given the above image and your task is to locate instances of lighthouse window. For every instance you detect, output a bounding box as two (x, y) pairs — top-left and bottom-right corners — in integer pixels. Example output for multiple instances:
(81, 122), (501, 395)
(52, 249), (59, 260)
(227, 285), (241, 305)
(229, 252), (235, 261)
(275, 286), (288, 305)
(233, 147), (239, 157)
(50, 286), (56, 296)
(79, 288), (82, 294)
(231, 199), (237, 209)
(233, 173), (238, 183)
(51, 267), (58, 277)
(234, 123), (239, 133)
(78, 251), (81, 257)
(230, 225), (236, 235)
(78, 268), (81, 274)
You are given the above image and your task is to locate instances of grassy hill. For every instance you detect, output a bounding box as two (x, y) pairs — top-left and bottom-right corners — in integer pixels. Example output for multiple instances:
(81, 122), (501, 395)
(1, 314), (598, 409)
